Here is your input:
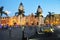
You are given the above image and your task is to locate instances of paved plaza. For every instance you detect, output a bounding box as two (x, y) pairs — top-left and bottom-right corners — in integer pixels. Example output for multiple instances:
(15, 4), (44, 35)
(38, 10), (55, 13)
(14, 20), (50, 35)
(0, 27), (60, 40)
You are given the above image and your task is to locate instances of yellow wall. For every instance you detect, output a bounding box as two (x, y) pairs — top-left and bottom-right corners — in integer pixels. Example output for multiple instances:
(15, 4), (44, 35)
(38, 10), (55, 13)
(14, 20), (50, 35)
(45, 14), (60, 26)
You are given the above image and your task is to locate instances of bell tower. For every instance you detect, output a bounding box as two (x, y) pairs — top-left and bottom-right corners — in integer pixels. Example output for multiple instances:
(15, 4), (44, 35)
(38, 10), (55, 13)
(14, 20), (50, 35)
(18, 2), (25, 25)
(36, 5), (43, 17)
(18, 2), (25, 16)
(36, 5), (44, 26)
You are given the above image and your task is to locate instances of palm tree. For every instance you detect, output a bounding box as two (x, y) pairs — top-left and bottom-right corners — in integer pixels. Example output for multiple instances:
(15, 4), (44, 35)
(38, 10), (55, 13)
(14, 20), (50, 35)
(48, 12), (52, 25)
(48, 12), (55, 26)
(0, 6), (3, 17)
(0, 6), (8, 17)
(15, 12), (18, 16)
(0, 6), (8, 23)
(0, 6), (3, 23)
(35, 12), (40, 17)
(15, 12), (25, 17)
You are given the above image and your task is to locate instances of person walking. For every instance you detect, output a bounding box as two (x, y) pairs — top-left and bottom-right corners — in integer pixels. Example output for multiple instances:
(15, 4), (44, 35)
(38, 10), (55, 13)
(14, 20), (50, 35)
(0, 24), (2, 31)
(9, 25), (12, 38)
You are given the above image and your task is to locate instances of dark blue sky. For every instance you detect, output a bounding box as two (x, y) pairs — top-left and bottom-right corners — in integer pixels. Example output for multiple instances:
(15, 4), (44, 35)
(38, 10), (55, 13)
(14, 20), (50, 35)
(0, 0), (60, 17)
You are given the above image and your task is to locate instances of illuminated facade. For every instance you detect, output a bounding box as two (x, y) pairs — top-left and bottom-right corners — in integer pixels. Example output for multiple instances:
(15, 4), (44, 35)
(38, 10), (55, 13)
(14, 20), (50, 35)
(1, 3), (60, 26)
(1, 17), (9, 25)
(36, 5), (44, 26)
(0, 14), (39, 26)
(0, 3), (44, 26)
(1, 2), (60, 26)
(45, 14), (60, 26)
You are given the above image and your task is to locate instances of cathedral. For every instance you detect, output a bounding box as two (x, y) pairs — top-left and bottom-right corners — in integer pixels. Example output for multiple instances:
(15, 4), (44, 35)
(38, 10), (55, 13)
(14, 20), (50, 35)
(0, 2), (60, 26)
(0, 2), (44, 26)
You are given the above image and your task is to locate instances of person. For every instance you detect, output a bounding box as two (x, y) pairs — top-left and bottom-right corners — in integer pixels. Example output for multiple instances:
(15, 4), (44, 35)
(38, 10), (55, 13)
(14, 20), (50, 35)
(9, 25), (12, 38)
(30, 24), (37, 38)
(5, 24), (9, 29)
(15, 24), (18, 28)
(0, 24), (2, 30)
(22, 23), (29, 40)
(23, 25), (37, 40)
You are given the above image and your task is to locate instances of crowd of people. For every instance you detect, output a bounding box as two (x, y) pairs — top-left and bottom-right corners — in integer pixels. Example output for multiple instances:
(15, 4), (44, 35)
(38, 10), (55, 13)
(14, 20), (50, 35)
(0, 24), (8, 30)
(0, 23), (41, 40)
(0, 23), (54, 40)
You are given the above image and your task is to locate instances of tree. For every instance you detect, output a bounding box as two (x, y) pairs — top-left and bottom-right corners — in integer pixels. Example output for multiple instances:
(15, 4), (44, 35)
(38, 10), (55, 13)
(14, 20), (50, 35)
(35, 12), (39, 17)
(15, 12), (18, 16)
(0, 6), (4, 17)
(15, 12), (25, 17)
(0, 6), (8, 24)
(48, 12), (55, 26)
(0, 6), (8, 17)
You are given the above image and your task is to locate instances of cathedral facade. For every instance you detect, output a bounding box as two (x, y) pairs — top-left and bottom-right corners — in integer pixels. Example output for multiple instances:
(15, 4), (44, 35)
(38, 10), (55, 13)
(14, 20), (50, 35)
(0, 3), (44, 26)
(1, 3), (60, 26)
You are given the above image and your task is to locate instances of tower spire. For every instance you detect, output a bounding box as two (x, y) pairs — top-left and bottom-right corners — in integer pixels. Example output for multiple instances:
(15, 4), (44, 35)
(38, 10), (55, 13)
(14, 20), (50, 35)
(18, 2), (25, 16)
(18, 2), (24, 11)
(38, 5), (41, 8)
(35, 5), (43, 17)
(20, 2), (23, 5)
(35, 5), (44, 26)
(37, 5), (42, 13)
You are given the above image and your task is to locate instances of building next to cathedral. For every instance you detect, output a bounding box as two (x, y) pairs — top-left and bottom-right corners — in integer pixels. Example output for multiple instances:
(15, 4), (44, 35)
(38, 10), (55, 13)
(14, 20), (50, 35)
(45, 13), (60, 26)
(0, 3), (44, 26)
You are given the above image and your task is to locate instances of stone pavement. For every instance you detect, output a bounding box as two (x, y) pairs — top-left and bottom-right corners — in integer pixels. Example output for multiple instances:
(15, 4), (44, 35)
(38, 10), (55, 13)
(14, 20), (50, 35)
(0, 27), (60, 40)
(0, 27), (23, 40)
